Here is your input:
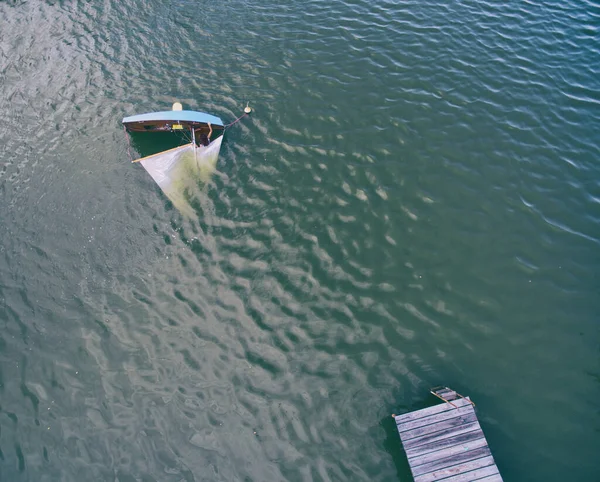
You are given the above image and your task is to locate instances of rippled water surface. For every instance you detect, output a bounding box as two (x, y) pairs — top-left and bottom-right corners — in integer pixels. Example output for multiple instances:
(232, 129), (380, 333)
(1, 1), (599, 480)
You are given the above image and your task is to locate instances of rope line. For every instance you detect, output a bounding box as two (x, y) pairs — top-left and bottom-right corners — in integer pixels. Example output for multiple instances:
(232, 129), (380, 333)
(224, 112), (248, 130)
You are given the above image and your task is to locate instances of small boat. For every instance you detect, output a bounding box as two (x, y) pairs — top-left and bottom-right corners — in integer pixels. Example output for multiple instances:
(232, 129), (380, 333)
(122, 102), (225, 161)
(122, 103), (226, 214)
(122, 102), (251, 214)
(122, 103), (224, 135)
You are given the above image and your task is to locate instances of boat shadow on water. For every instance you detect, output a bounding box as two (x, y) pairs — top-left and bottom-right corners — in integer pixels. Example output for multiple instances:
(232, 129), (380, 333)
(380, 414), (413, 481)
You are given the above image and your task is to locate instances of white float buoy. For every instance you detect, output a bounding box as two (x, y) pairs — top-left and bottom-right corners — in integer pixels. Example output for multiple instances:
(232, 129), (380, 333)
(172, 102), (183, 111)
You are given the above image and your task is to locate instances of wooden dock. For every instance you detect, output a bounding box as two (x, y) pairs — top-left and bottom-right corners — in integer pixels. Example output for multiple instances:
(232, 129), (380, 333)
(394, 387), (503, 482)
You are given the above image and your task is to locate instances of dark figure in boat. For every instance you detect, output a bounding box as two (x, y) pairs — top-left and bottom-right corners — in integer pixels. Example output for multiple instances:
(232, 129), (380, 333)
(196, 123), (212, 147)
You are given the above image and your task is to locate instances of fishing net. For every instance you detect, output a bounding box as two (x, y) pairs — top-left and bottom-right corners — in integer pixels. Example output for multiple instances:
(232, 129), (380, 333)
(137, 136), (223, 215)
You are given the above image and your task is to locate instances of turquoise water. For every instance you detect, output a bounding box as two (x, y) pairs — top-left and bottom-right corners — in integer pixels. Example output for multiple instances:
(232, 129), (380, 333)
(0, 0), (599, 480)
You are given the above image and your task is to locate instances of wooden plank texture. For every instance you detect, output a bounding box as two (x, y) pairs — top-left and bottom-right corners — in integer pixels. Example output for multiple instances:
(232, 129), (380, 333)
(396, 390), (502, 482)
(412, 446), (491, 477)
(437, 464), (501, 481)
(408, 436), (488, 468)
(401, 411), (477, 441)
(405, 429), (484, 459)
(413, 455), (496, 482)
(398, 405), (474, 433)
(401, 421), (482, 450)
(396, 398), (472, 424)
(435, 389), (457, 400)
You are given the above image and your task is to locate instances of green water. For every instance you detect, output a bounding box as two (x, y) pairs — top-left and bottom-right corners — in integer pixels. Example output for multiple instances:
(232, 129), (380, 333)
(0, 1), (599, 480)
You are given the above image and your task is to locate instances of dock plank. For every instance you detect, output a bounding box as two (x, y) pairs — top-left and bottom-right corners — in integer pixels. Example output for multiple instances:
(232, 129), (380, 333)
(395, 389), (502, 481)
(396, 398), (472, 424)
(401, 411), (477, 441)
(436, 464), (500, 481)
(413, 455), (496, 482)
(405, 429), (484, 459)
(435, 389), (457, 400)
(412, 446), (491, 477)
(402, 421), (482, 450)
(398, 405), (475, 433)
(408, 436), (488, 468)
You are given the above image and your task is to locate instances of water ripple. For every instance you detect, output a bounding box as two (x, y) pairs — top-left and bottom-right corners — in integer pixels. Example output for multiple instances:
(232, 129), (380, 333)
(1, 0), (599, 480)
